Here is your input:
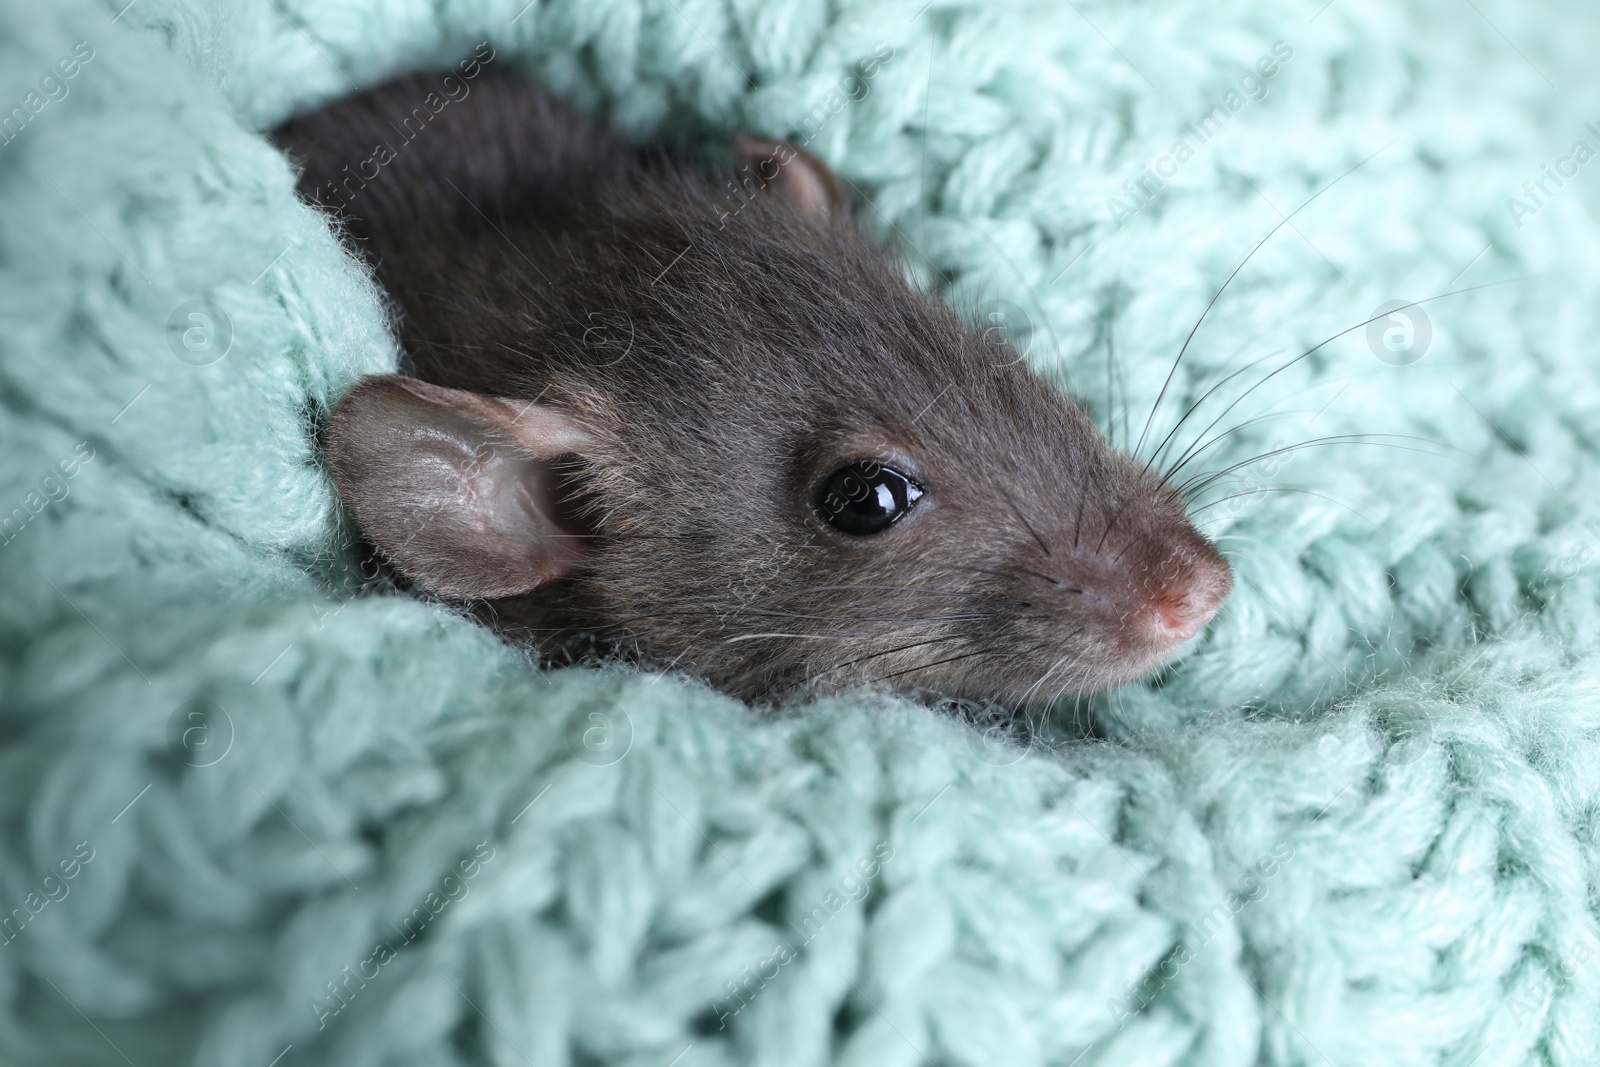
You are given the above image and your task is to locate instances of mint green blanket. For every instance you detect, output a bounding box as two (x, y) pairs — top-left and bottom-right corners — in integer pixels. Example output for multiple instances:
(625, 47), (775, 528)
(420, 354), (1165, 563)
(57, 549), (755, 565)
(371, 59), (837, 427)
(2, 0), (1598, 1064)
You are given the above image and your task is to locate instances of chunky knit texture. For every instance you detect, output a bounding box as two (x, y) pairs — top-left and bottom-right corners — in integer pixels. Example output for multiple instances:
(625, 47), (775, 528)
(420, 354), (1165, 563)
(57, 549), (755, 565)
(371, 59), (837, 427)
(3, 0), (1599, 1064)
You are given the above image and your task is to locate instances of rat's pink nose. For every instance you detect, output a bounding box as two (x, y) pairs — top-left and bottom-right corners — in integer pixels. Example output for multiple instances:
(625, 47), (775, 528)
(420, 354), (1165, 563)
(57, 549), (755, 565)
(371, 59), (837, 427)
(1143, 554), (1231, 644)
(1150, 600), (1219, 642)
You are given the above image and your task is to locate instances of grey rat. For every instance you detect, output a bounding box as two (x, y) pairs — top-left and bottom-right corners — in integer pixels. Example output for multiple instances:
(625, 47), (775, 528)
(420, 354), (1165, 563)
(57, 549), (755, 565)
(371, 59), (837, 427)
(271, 67), (1232, 706)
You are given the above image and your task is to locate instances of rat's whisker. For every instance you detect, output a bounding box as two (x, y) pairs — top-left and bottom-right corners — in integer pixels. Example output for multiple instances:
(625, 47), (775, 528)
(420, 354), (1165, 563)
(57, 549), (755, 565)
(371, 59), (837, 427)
(1148, 348), (1291, 475)
(723, 632), (853, 643)
(1100, 307), (1134, 452)
(1047, 667), (1093, 713)
(950, 563), (1071, 590)
(1019, 644), (1077, 708)
(1188, 485), (1381, 528)
(1176, 433), (1452, 498)
(746, 583), (1024, 606)
(1040, 665), (1084, 711)
(1147, 327), (1270, 449)
(1166, 358), (1456, 485)
(591, 603), (1018, 632)
(799, 633), (968, 688)
(1135, 146), (1389, 464)
(1162, 405), (1337, 486)
(1109, 533), (1143, 565)
(874, 647), (991, 683)
(1073, 485), (1088, 550)
(998, 487), (1053, 558)
(1104, 312), (1117, 450)
(946, 564), (1025, 582)
(1095, 494), (1136, 555)
(1165, 276), (1524, 493)
(730, 610), (995, 626)
(870, 643), (1045, 687)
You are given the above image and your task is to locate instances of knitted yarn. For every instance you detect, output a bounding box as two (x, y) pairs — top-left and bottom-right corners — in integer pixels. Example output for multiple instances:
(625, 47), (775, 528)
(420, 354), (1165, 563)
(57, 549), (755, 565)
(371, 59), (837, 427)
(1, 0), (1597, 1064)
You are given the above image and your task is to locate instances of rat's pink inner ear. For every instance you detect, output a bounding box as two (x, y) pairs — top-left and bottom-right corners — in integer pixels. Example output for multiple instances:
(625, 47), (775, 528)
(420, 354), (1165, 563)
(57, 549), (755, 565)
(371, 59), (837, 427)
(732, 133), (851, 222)
(324, 374), (599, 600)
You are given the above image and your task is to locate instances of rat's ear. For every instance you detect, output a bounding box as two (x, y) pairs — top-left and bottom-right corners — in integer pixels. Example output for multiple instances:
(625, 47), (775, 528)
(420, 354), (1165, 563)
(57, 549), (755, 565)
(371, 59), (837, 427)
(733, 133), (850, 221)
(325, 374), (598, 600)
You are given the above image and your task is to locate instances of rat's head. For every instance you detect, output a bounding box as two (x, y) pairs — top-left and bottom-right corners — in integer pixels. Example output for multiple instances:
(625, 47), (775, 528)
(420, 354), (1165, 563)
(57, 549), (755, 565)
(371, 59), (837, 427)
(325, 136), (1232, 705)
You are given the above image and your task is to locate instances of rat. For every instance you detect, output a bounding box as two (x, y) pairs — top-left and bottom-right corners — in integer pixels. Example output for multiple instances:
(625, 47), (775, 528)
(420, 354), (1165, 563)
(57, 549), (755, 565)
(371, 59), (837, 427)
(270, 66), (1232, 707)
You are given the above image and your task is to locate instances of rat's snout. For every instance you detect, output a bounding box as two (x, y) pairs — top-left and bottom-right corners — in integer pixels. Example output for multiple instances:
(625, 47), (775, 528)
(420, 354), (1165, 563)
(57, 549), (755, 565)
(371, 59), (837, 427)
(1030, 525), (1232, 662)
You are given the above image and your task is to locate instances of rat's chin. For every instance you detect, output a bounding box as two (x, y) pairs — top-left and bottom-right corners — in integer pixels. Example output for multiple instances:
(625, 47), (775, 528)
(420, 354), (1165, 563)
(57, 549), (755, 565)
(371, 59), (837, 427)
(967, 616), (1221, 709)
(1105, 606), (1222, 682)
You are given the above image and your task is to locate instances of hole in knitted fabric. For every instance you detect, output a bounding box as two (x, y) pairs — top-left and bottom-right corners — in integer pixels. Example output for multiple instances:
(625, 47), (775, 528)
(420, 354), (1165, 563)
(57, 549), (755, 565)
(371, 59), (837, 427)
(830, 998), (857, 1040)
(751, 886), (786, 926)
(166, 489), (202, 521)
(448, 1011), (485, 1062)
(688, 1004), (724, 1037)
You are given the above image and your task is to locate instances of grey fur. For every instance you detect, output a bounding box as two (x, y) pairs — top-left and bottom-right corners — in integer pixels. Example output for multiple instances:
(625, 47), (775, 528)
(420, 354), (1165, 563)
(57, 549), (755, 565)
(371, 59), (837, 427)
(273, 71), (1232, 705)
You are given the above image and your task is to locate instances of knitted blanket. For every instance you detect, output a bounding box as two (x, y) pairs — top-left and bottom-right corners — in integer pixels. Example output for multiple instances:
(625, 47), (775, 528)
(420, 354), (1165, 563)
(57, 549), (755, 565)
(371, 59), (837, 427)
(3, 0), (1598, 1064)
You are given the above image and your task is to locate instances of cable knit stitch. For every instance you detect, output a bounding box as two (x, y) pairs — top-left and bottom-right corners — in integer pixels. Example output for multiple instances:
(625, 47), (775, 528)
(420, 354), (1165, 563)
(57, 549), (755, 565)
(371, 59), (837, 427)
(1, 0), (1597, 1064)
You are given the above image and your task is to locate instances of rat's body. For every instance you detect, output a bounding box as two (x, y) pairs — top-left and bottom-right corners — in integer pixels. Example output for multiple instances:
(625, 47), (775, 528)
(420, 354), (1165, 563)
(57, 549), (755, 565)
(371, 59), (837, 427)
(273, 69), (1231, 706)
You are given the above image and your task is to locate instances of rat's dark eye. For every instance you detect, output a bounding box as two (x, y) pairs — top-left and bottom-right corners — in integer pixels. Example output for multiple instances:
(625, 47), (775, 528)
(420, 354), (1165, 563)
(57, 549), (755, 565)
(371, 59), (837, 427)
(815, 460), (924, 535)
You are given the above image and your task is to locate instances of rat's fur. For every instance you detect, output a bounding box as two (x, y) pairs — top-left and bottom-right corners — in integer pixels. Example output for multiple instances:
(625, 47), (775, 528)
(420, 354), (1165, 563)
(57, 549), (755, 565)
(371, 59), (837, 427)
(273, 71), (1231, 705)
